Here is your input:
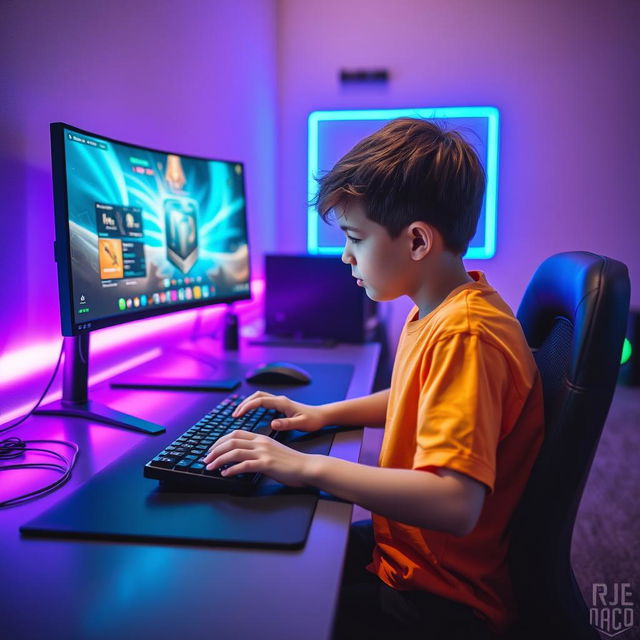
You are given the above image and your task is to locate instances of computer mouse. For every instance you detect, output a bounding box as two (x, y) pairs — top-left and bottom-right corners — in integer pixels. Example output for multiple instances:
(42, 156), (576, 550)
(245, 362), (312, 385)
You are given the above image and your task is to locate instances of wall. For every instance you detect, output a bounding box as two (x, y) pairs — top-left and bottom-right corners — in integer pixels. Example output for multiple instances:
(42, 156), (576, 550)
(276, 0), (640, 348)
(2, 0), (639, 416)
(0, 0), (277, 417)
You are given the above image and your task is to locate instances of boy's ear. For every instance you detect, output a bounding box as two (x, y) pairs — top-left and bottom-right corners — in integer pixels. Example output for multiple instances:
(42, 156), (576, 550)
(407, 222), (434, 260)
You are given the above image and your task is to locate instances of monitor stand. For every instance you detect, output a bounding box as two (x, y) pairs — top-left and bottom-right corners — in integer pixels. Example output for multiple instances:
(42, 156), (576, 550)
(34, 334), (165, 435)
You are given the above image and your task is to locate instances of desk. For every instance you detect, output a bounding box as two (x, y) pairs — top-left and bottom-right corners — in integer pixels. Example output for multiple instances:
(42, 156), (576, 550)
(0, 339), (380, 640)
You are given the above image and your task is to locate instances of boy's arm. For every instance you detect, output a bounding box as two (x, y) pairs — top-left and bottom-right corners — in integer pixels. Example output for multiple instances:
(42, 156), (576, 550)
(320, 388), (389, 429)
(305, 456), (486, 536)
(204, 418), (484, 535)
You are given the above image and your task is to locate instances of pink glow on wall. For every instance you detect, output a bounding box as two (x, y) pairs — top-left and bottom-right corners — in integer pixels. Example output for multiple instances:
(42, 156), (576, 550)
(0, 278), (264, 425)
(1, 0), (277, 380)
(1, 349), (162, 426)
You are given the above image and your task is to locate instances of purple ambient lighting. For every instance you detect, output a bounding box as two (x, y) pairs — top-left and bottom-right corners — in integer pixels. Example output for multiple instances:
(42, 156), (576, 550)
(1, 279), (265, 427)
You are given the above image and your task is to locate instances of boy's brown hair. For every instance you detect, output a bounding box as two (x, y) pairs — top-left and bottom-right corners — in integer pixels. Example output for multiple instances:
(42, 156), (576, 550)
(313, 117), (486, 255)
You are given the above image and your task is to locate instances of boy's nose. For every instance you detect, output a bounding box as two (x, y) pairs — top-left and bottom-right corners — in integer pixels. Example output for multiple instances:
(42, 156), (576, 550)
(341, 244), (354, 265)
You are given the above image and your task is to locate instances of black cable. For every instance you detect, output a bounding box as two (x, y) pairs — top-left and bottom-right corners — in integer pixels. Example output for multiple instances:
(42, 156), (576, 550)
(0, 437), (80, 508)
(0, 341), (80, 507)
(0, 340), (65, 435)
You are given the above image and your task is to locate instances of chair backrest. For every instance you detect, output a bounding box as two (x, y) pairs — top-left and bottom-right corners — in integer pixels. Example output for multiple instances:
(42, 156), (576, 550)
(509, 252), (630, 638)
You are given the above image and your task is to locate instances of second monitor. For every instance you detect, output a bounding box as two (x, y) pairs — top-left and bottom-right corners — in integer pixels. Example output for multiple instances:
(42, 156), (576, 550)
(263, 254), (378, 344)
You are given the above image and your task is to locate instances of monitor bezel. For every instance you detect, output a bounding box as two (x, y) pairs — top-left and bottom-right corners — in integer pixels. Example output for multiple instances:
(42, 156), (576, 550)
(50, 122), (252, 336)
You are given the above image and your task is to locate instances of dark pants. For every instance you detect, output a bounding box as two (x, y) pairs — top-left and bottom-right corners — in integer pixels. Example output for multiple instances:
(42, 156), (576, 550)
(331, 519), (492, 640)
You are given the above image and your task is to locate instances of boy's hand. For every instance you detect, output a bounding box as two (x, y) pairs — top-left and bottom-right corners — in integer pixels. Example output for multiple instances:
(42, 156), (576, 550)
(203, 430), (314, 487)
(232, 391), (327, 433)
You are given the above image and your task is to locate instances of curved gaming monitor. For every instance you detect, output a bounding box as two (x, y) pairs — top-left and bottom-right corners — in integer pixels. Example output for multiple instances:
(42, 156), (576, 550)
(51, 122), (251, 336)
(37, 123), (252, 434)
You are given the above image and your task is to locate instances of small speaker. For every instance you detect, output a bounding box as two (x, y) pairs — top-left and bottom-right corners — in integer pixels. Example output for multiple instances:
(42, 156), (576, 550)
(223, 308), (239, 351)
(619, 309), (640, 386)
(264, 254), (378, 343)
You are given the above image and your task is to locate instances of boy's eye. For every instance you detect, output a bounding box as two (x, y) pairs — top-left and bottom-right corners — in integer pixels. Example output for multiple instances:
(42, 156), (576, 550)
(347, 235), (362, 244)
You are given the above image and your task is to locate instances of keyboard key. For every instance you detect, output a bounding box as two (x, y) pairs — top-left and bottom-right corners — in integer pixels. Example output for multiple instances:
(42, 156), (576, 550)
(144, 393), (285, 491)
(150, 456), (177, 468)
(253, 419), (273, 436)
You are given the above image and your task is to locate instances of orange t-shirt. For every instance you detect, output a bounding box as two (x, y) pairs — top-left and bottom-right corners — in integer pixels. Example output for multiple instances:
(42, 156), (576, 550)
(367, 270), (544, 633)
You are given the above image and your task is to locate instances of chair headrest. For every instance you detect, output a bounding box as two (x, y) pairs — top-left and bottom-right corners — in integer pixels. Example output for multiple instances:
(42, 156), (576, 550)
(517, 251), (630, 392)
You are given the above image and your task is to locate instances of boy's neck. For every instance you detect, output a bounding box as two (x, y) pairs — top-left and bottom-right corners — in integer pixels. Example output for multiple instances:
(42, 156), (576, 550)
(412, 255), (474, 320)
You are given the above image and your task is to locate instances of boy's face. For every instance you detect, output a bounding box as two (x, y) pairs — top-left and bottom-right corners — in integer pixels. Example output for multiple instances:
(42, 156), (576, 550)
(336, 201), (414, 302)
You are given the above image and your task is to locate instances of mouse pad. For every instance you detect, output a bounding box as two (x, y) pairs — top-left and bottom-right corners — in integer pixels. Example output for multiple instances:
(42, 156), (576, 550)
(21, 363), (355, 550)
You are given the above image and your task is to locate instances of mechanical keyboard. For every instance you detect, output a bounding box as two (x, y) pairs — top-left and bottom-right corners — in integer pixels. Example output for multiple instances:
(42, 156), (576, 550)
(144, 393), (285, 493)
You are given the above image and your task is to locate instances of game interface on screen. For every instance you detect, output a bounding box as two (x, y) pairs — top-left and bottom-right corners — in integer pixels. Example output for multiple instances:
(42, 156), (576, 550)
(63, 129), (250, 324)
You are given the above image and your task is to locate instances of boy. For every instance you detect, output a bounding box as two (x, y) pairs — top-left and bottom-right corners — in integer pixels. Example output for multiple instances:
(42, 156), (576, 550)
(203, 118), (544, 638)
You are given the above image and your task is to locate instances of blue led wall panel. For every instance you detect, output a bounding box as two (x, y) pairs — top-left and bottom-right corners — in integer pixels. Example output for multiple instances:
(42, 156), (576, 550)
(308, 107), (499, 259)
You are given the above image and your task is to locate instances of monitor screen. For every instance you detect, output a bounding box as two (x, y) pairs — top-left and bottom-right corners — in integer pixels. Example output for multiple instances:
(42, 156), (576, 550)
(51, 123), (251, 335)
